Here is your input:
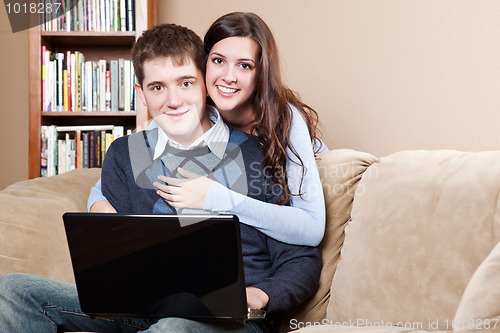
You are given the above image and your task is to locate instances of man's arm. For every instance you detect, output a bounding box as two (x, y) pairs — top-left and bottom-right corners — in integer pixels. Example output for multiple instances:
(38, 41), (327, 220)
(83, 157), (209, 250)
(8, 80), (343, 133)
(101, 137), (131, 213)
(251, 238), (321, 314)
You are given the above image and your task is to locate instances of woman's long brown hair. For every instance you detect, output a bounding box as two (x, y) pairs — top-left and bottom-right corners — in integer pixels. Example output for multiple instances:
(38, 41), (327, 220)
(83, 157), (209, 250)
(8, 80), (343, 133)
(204, 12), (321, 205)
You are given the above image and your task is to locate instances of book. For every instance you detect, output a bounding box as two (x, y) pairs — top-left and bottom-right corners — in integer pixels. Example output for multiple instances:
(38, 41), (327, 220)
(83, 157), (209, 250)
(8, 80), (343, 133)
(124, 59), (131, 111)
(42, 46), (46, 111)
(120, 0), (126, 31)
(70, 52), (76, 111)
(89, 131), (95, 168)
(55, 53), (64, 111)
(66, 51), (72, 111)
(110, 60), (118, 111)
(82, 132), (90, 168)
(76, 129), (81, 169)
(41, 126), (48, 176)
(127, 0), (134, 31)
(63, 69), (68, 111)
(105, 70), (111, 111)
(98, 59), (106, 111)
(118, 58), (125, 110)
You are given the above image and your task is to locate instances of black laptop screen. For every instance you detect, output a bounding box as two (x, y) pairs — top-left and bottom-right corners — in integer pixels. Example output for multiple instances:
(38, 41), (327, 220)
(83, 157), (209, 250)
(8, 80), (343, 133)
(63, 213), (247, 320)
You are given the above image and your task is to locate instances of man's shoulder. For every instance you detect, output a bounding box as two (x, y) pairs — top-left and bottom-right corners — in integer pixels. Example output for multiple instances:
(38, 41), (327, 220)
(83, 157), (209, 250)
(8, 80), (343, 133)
(110, 130), (155, 150)
(227, 128), (261, 150)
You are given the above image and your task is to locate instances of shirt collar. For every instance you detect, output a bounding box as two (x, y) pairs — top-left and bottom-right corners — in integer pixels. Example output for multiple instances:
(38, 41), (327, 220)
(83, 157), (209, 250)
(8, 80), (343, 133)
(152, 105), (229, 160)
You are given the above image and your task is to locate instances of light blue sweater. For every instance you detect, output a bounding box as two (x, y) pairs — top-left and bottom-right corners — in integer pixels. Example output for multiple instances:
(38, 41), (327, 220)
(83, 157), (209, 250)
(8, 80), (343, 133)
(88, 105), (328, 246)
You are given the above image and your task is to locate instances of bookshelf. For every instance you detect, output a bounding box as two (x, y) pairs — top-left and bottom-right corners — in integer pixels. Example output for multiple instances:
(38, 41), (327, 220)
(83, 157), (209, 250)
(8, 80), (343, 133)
(28, 0), (157, 179)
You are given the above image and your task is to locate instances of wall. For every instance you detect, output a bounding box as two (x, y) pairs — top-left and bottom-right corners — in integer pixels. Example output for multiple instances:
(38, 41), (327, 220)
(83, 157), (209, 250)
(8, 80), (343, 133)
(1, 0), (499, 189)
(159, 0), (500, 156)
(0, 5), (28, 190)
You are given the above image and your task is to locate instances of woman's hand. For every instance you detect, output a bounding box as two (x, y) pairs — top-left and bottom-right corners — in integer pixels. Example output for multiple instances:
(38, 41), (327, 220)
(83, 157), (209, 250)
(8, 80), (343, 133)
(246, 287), (269, 309)
(154, 168), (214, 210)
(89, 200), (117, 213)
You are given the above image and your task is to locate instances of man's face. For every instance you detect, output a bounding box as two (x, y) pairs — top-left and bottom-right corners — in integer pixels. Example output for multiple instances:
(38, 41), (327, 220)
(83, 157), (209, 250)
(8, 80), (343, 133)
(135, 57), (210, 148)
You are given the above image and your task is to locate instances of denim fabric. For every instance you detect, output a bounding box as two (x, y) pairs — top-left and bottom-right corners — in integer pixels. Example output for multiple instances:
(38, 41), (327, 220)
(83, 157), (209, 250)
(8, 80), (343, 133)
(0, 273), (270, 333)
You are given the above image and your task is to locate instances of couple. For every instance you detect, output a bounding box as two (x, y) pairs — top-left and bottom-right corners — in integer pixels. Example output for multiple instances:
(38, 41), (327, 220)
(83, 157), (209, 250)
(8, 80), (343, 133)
(0, 12), (327, 333)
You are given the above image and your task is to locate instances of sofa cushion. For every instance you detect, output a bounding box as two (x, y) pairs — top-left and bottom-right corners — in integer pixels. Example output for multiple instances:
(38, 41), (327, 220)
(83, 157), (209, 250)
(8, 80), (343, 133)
(278, 149), (377, 332)
(0, 168), (101, 283)
(453, 240), (500, 332)
(327, 150), (500, 330)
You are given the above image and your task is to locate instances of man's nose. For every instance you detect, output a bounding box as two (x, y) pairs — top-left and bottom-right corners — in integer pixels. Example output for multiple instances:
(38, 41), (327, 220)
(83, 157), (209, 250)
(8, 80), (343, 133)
(165, 89), (182, 108)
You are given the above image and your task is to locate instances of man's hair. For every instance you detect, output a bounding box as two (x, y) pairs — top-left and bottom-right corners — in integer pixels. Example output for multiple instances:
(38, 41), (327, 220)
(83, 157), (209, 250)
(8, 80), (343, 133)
(132, 23), (206, 87)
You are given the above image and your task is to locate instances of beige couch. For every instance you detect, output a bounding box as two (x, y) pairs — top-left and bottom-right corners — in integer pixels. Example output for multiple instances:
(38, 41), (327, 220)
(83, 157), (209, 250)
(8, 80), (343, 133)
(1, 149), (499, 333)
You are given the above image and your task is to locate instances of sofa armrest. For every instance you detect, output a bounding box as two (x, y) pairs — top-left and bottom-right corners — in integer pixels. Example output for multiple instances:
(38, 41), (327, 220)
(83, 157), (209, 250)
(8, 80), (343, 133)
(0, 168), (101, 283)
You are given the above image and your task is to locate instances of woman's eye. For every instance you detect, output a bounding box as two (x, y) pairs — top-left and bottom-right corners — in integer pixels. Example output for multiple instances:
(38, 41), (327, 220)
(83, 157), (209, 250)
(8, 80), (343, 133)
(240, 63), (252, 70)
(212, 57), (224, 65)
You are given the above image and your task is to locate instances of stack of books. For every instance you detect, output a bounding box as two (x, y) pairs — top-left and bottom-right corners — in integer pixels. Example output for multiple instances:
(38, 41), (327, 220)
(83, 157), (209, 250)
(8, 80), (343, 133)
(41, 0), (135, 32)
(42, 47), (136, 112)
(41, 125), (129, 177)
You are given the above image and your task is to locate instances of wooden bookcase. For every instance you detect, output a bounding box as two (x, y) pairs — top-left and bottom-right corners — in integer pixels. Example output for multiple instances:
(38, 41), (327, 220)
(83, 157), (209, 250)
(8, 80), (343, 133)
(28, 0), (157, 179)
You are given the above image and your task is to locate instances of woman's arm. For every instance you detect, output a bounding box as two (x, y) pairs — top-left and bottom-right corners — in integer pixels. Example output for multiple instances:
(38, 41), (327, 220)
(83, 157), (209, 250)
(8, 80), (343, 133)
(203, 106), (327, 246)
(87, 179), (116, 213)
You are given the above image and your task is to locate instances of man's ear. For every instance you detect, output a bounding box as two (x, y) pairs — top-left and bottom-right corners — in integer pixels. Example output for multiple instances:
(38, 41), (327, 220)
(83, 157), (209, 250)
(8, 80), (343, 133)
(135, 82), (148, 107)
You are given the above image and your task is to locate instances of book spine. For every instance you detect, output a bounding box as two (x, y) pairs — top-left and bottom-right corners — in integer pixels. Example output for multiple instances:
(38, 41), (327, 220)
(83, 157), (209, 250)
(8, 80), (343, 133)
(82, 132), (89, 168)
(105, 70), (111, 111)
(101, 130), (106, 164)
(89, 131), (95, 168)
(56, 53), (64, 111)
(41, 126), (48, 177)
(95, 130), (101, 167)
(124, 59), (130, 111)
(63, 69), (68, 111)
(110, 60), (118, 111)
(118, 58), (124, 110)
(42, 46), (46, 111)
(76, 129), (81, 168)
(120, 0), (126, 31)
(71, 52), (76, 111)
(66, 51), (71, 111)
(130, 61), (135, 111)
(127, 0), (134, 31)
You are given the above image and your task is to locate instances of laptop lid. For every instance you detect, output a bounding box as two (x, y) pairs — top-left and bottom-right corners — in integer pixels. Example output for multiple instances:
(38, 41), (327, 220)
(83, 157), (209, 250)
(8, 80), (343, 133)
(63, 213), (248, 321)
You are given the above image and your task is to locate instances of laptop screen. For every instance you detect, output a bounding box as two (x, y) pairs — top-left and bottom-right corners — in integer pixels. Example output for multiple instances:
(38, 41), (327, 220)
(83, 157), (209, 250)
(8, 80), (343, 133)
(63, 213), (248, 320)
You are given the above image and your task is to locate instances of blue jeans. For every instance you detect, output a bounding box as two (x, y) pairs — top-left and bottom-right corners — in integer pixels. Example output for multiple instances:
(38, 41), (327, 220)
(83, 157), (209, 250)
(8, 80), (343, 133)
(0, 274), (271, 333)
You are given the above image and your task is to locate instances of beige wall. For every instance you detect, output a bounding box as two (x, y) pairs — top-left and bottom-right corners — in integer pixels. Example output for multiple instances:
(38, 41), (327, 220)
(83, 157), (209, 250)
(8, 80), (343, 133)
(160, 0), (500, 156)
(0, 5), (28, 190)
(1, 0), (499, 189)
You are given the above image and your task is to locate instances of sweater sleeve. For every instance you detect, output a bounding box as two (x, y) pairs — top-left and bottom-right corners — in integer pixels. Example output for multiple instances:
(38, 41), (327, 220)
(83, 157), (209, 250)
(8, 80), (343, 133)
(253, 239), (321, 314)
(204, 105), (327, 246)
(101, 138), (131, 213)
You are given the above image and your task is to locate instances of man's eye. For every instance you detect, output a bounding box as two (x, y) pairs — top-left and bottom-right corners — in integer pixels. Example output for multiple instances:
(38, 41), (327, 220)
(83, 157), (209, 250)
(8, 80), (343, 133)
(152, 85), (163, 92)
(182, 82), (192, 88)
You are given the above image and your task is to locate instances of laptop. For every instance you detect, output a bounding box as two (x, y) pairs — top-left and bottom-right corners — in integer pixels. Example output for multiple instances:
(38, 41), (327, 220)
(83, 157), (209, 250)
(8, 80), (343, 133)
(62, 213), (265, 322)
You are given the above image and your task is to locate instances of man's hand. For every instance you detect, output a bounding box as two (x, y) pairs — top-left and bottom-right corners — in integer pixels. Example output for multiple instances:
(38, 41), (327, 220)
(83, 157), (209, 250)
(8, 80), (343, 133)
(90, 200), (117, 213)
(246, 287), (269, 309)
(154, 168), (213, 210)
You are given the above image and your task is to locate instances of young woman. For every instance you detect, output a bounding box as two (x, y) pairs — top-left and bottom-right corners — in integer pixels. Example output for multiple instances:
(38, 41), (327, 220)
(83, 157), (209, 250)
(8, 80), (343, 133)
(88, 12), (328, 246)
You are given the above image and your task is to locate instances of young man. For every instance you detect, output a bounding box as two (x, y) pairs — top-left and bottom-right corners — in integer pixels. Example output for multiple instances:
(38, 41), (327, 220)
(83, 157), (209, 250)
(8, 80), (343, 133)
(0, 24), (320, 333)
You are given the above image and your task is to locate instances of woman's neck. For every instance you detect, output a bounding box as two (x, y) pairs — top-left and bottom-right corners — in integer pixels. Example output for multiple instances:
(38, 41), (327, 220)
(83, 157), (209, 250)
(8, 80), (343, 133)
(221, 104), (256, 134)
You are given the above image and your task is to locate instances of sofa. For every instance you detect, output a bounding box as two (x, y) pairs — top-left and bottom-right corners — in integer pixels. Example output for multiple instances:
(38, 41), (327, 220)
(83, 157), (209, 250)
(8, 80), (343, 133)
(1, 149), (499, 333)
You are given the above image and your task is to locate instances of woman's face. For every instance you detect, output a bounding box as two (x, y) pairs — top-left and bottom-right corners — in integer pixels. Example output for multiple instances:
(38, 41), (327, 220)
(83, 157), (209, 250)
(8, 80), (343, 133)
(205, 37), (259, 120)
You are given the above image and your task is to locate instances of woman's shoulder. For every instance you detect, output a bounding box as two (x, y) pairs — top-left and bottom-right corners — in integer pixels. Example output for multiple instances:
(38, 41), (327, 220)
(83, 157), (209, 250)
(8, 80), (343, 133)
(287, 103), (329, 152)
